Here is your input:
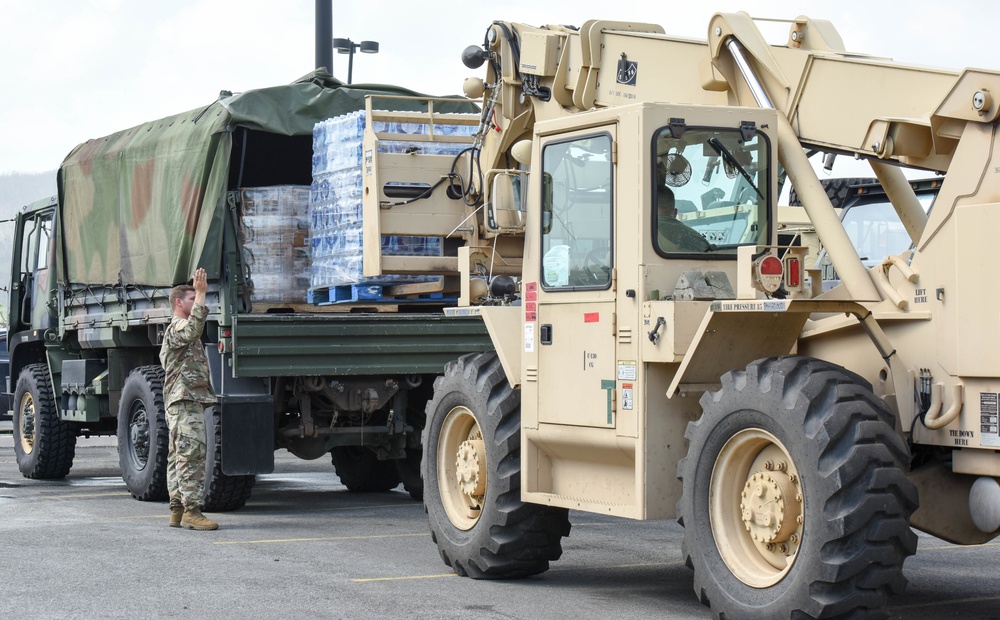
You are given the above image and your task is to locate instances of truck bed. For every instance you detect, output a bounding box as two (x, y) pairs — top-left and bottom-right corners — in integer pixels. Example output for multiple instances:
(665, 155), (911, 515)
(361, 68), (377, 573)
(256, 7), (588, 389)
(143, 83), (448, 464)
(231, 312), (492, 376)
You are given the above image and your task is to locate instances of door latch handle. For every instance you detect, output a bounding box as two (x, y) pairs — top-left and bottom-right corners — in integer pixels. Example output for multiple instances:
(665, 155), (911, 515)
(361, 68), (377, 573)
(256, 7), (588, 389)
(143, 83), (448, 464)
(540, 324), (553, 345)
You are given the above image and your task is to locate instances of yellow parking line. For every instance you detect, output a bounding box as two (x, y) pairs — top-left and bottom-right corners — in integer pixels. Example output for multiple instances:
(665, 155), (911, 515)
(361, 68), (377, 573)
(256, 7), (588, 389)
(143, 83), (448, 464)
(352, 573), (457, 583)
(546, 560), (683, 574)
(893, 595), (1000, 610)
(315, 503), (421, 512)
(351, 560), (683, 584)
(919, 541), (1000, 551)
(119, 514), (172, 520)
(38, 492), (132, 500)
(215, 532), (427, 545)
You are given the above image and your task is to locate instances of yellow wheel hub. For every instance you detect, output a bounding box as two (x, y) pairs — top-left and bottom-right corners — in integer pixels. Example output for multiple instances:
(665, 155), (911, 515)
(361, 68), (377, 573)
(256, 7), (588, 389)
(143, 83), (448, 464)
(437, 406), (486, 531)
(711, 429), (804, 587)
(18, 392), (37, 455)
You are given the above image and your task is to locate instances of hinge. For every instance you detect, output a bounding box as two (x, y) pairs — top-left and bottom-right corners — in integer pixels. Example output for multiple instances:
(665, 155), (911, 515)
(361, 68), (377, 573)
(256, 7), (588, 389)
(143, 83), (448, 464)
(612, 139), (618, 164)
(669, 117), (686, 139)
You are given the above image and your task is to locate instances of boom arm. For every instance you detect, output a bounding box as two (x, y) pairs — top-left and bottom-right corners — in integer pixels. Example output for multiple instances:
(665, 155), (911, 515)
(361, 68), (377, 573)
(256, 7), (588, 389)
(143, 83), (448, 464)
(466, 13), (1000, 300)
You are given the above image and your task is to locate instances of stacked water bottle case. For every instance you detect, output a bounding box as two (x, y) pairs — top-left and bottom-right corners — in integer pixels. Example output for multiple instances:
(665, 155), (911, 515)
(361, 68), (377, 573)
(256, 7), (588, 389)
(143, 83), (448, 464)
(239, 186), (312, 304)
(308, 110), (475, 303)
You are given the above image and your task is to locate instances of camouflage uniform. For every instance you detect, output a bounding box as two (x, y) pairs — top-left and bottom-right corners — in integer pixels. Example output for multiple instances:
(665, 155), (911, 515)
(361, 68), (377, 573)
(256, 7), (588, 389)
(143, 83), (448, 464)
(159, 302), (217, 510)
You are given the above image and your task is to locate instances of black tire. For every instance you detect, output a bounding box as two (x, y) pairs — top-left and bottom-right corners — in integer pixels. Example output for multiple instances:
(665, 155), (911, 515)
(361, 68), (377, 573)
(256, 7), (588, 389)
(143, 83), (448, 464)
(422, 352), (571, 579)
(677, 356), (918, 619)
(331, 446), (401, 492)
(118, 365), (169, 501)
(788, 177), (878, 209)
(12, 363), (76, 479)
(204, 407), (256, 511)
(395, 448), (422, 500)
(397, 383), (431, 501)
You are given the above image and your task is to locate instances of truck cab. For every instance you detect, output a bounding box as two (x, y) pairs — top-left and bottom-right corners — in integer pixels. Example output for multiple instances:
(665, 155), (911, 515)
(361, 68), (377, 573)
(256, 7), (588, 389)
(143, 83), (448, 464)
(7, 196), (58, 394)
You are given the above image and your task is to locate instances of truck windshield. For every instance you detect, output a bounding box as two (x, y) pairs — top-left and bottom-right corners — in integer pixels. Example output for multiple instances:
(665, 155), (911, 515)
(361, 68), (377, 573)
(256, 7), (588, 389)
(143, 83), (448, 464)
(653, 127), (769, 256)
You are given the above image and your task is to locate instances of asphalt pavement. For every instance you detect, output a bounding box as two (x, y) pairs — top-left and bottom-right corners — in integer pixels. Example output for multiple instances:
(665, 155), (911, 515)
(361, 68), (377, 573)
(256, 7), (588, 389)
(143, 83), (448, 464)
(1, 434), (998, 619)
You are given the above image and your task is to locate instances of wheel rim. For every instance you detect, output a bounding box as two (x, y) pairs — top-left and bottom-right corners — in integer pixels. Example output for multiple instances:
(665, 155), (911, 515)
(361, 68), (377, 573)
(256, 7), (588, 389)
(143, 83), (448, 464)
(710, 428), (804, 588)
(126, 400), (151, 471)
(18, 392), (36, 454)
(437, 405), (485, 531)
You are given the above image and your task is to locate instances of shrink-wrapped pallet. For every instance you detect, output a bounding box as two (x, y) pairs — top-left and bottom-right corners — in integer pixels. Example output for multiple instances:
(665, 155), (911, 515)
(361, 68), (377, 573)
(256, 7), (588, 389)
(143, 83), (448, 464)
(309, 111), (474, 292)
(240, 186), (311, 304)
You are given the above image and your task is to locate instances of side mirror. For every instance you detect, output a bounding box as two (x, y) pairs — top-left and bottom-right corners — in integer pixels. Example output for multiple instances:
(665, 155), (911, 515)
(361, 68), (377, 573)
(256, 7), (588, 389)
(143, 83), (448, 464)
(485, 170), (527, 233)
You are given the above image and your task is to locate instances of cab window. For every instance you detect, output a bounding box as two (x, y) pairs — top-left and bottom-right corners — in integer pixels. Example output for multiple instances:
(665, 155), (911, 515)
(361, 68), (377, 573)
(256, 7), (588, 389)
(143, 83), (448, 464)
(653, 127), (769, 256)
(540, 133), (613, 289)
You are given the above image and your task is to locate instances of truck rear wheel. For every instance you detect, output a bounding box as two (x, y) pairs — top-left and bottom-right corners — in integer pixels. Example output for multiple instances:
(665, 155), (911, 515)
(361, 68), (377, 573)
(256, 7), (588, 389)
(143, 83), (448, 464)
(396, 383), (431, 501)
(118, 365), (168, 501)
(395, 448), (422, 500)
(204, 407), (256, 511)
(12, 363), (77, 479)
(422, 352), (570, 579)
(331, 446), (401, 492)
(678, 355), (917, 619)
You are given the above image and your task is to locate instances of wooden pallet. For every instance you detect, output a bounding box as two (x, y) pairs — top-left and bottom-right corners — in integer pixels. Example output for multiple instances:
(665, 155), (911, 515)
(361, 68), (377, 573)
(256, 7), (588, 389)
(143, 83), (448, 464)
(308, 278), (458, 305)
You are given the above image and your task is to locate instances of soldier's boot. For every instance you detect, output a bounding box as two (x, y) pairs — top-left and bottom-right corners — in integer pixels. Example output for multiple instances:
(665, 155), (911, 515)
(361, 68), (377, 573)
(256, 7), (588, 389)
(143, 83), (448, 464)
(181, 508), (219, 531)
(169, 504), (184, 528)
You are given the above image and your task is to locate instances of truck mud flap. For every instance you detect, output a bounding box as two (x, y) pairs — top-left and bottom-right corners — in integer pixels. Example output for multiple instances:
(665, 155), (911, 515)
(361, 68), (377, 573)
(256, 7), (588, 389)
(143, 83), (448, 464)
(215, 396), (275, 475)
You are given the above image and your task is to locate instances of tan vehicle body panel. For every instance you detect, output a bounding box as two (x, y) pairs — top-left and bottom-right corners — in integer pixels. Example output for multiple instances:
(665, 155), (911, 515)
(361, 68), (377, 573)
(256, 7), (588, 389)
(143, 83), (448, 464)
(364, 13), (1000, 542)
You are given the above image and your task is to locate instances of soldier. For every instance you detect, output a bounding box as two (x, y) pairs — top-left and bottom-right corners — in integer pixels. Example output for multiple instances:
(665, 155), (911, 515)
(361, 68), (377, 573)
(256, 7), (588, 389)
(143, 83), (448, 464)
(656, 187), (711, 253)
(160, 267), (219, 531)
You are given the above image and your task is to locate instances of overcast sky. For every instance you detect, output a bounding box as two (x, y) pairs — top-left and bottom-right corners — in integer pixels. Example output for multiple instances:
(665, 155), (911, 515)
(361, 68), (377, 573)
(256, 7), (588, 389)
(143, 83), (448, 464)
(2, 0), (998, 174)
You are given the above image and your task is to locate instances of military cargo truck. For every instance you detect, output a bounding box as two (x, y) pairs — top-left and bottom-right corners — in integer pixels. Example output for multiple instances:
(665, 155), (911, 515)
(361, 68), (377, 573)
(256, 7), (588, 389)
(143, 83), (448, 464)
(5, 71), (489, 510)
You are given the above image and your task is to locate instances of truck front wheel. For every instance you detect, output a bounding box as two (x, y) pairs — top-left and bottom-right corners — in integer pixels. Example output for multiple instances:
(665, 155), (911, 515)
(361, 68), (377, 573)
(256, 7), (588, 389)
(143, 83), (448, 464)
(678, 355), (918, 619)
(422, 352), (570, 579)
(12, 363), (76, 479)
(118, 365), (168, 501)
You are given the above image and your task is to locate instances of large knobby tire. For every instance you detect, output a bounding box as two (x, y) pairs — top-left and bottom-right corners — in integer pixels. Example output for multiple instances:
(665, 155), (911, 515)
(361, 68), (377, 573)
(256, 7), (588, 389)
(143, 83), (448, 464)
(12, 364), (77, 479)
(204, 407), (256, 511)
(422, 352), (571, 579)
(331, 446), (401, 492)
(118, 365), (169, 501)
(678, 356), (918, 619)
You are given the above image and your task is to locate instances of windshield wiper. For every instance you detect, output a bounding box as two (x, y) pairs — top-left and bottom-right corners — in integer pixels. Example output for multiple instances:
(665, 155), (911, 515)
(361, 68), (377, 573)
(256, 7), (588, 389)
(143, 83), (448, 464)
(708, 138), (763, 199)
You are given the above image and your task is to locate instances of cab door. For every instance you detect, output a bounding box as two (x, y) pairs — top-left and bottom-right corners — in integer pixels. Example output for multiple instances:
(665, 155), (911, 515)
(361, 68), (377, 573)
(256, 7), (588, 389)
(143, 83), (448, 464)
(10, 206), (56, 333)
(534, 129), (617, 428)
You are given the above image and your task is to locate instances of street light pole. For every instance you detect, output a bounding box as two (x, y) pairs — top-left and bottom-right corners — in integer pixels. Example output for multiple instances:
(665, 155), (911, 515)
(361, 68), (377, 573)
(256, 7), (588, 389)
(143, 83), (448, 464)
(332, 38), (380, 84)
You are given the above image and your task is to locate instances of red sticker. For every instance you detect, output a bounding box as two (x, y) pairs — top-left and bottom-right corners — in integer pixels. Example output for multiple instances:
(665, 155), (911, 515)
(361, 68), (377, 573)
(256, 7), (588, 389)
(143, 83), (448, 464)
(525, 282), (537, 293)
(525, 301), (536, 312)
(525, 311), (537, 321)
(584, 312), (600, 323)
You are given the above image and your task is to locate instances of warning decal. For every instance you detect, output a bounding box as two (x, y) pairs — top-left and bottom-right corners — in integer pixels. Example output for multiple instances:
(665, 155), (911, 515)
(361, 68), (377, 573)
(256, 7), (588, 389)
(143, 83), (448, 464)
(981, 392), (1000, 447)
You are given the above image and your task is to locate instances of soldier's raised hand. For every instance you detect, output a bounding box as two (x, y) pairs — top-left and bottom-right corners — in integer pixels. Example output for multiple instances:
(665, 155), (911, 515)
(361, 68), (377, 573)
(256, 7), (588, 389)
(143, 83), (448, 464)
(193, 268), (208, 304)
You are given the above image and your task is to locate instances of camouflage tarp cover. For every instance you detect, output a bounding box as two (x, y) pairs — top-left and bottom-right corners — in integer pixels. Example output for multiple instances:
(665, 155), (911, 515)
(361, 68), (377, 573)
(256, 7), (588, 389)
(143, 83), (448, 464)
(57, 70), (477, 287)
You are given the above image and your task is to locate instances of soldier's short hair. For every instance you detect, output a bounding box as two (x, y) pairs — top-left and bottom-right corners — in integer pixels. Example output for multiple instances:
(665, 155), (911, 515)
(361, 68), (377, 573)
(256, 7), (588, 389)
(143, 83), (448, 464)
(169, 284), (195, 307)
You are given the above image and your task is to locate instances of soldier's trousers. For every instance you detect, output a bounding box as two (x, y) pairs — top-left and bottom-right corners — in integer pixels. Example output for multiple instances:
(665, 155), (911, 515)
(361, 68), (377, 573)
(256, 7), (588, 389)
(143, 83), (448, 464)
(166, 400), (208, 510)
